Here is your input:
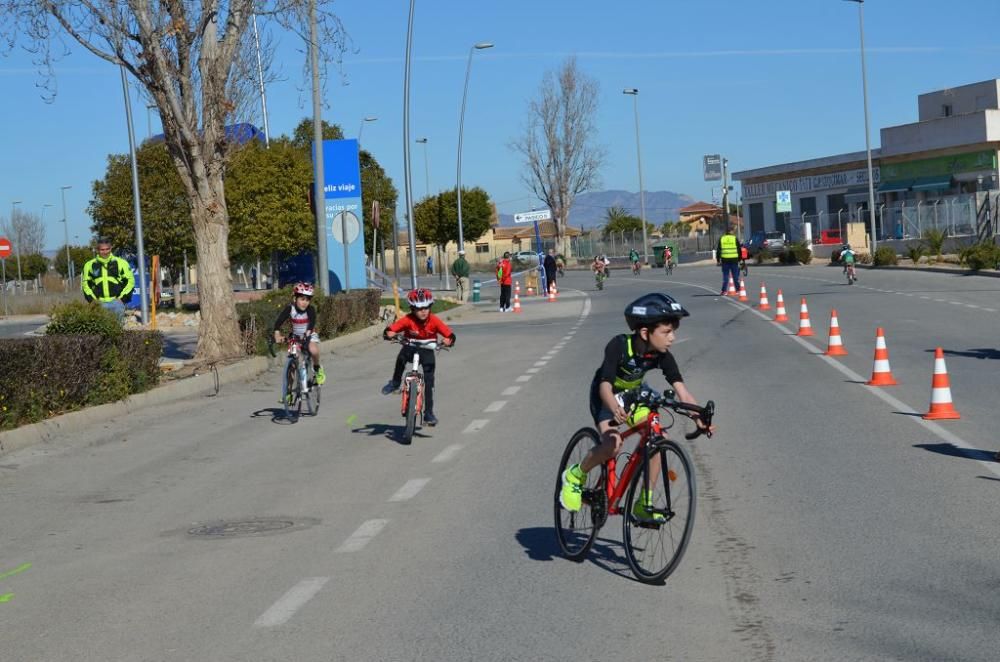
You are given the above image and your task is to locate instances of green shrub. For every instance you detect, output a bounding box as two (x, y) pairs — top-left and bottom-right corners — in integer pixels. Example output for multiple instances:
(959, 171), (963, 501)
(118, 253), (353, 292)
(830, 249), (842, 265)
(778, 242), (811, 265)
(958, 241), (1000, 271)
(922, 228), (947, 262)
(907, 246), (927, 264)
(857, 252), (873, 265)
(46, 300), (122, 339)
(754, 248), (772, 264)
(873, 246), (898, 266)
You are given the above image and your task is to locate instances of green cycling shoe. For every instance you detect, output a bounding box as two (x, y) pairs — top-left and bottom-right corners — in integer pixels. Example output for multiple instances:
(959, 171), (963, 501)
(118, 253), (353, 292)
(560, 464), (586, 512)
(314, 366), (326, 385)
(632, 488), (665, 523)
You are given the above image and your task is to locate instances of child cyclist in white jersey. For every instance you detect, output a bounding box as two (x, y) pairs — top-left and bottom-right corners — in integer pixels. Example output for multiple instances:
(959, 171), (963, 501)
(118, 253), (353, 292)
(272, 282), (325, 386)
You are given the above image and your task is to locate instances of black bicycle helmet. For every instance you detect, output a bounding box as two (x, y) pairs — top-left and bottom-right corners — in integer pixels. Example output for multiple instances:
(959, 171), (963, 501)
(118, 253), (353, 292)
(624, 292), (689, 330)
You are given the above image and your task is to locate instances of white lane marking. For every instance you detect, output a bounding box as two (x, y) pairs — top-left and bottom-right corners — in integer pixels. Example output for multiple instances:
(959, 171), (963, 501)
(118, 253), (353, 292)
(985, 308), (998, 313)
(562, 335), (573, 341)
(463, 419), (489, 433)
(254, 577), (330, 627)
(516, 375), (533, 382)
(920, 296), (931, 300)
(526, 368), (541, 374)
(484, 400), (507, 412)
(533, 361), (548, 367)
(949, 301), (963, 306)
(433, 444), (463, 463)
(389, 478), (430, 502)
(544, 351), (557, 357)
(502, 386), (521, 396)
(336, 519), (389, 553)
(966, 304), (980, 309)
(581, 298), (592, 317)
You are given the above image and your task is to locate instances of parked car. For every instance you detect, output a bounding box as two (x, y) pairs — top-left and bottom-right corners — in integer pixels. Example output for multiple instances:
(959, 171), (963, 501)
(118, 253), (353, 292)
(511, 250), (541, 266)
(748, 231), (787, 255)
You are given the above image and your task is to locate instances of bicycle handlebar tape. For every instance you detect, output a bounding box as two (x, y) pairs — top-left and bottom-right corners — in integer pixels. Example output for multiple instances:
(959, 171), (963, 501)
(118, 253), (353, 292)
(758, 283), (771, 310)
(824, 309), (848, 356)
(738, 279), (749, 302)
(922, 347), (960, 420)
(796, 298), (814, 336)
(726, 275), (738, 297)
(774, 290), (789, 322)
(866, 327), (898, 386)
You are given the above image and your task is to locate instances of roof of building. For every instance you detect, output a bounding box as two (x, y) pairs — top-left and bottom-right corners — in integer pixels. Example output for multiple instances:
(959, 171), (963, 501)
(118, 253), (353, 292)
(678, 201), (722, 214)
(732, 149), (881, 182)
(491, 221), (582, 239)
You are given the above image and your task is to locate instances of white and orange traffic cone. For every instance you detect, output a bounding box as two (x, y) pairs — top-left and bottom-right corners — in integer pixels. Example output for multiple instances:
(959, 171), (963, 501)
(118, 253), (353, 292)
(512, 291), (522, 313)
(758, 283), (771, 310)
(514, 280), (521, 296)
(726, 275), (737, 297)
(738, 279), (749, 302)
(527, 285), (535, 296)
(824, 309), (848, 356)
(774, 290), (789, 321)
(548, 284), (557, 303)
(553, 283), (559, 299)
(866, 327), (898, 386)
(923, 347), (960, 420)
(797, 298), (814, 336)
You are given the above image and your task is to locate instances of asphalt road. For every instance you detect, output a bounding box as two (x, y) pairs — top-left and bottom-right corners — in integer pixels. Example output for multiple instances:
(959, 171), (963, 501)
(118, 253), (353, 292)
(2, 264), (998, 661)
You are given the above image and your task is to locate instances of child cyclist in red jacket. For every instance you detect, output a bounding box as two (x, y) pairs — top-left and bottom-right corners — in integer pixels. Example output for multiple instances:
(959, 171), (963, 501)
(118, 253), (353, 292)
(381, 288), (456, 427)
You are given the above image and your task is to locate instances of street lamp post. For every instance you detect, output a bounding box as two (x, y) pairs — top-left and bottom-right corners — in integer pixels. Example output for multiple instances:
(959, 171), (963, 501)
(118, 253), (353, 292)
(251, 12), (271, 147)
(845, 0), (878, 254)
(60, 186), (73, 284)
(402, 0), (419, 288)
(120, 64), (150, 324)
(11, 200), (23, 287)
(415, 137), (449, 288)
(623, 88), (649, 265)
(358, 116), (378, 146)
(456, 41), (493, 257)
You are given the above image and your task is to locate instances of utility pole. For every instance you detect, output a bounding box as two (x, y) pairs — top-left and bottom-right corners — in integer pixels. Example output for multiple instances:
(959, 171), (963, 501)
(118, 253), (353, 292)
(309, 0), (330, 293)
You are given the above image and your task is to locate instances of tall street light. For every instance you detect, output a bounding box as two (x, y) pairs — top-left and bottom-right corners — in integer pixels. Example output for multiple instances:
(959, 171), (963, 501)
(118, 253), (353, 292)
(60, 186), (73, 283)
(415, 138), (431, 198)
(456, 41), (493, 256)
(417, 137), (448, 289)
(623, 89), (649, 265)
(251, 11), (271, 147)
(11, 200), (22, 284)
(402, 0), (419, 288)
(358, 116), (378, 146)
(120, 64), (150, 324)
(845, 0), (878, 254)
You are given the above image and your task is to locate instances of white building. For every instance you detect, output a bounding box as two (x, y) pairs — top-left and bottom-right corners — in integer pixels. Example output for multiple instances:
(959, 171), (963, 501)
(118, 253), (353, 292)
(734, 79), (1000, 245)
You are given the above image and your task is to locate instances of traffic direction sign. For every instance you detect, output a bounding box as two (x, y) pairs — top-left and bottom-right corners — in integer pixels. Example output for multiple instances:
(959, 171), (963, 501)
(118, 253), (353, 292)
(776, 190), (792, 214)
(513, 209), (552, 224)
(0, 236), (11, 259)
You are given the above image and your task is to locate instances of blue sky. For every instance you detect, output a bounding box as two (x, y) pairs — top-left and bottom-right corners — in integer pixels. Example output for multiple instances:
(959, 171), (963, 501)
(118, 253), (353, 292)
(3, 0), (1000, 249)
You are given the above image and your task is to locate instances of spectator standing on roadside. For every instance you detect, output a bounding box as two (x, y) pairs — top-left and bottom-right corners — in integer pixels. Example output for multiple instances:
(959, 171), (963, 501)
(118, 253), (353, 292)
(82, 237), (135, 322)
(497, 251), (513, 312)
(543, 248), (558, 293)
(451, 250), (470, 301)
(715, 227), (742, 295)
(426, 254), (433, 275)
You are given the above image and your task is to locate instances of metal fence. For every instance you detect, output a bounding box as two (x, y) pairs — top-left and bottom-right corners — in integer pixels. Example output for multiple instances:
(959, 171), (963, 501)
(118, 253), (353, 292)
(570, 231), (716, 260)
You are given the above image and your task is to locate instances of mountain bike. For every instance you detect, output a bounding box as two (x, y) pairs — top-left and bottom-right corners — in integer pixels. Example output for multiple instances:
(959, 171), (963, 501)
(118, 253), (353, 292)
(594, 269), (607, 290)
(392, 338), (446, 444)
(554, 385), (715, 584)
(845, 262), (857, 285)
(740, 259), (749, 278)
(269, 336), (320, 420)
(631, 261), (641, 276)
(664, 258), (674, 276)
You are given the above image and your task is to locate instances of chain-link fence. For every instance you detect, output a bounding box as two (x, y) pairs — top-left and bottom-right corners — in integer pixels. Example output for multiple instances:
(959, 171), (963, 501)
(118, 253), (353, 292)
(570, 231), (716, 260)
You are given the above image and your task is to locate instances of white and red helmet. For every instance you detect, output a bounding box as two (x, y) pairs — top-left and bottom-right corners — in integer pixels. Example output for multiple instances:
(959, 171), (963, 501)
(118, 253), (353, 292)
(293, 282), (315, 298)
(406, 288), (434, 309)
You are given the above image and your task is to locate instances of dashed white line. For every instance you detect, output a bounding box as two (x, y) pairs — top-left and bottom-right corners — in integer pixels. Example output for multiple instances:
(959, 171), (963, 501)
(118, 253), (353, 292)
(966, 304), (980, 308)
(388, 478), (430, 502)
(254, 577), (330, 627)
(433, 444), (463, 463)
(336, 519), (389, 553)
(463, 419), (490, 433)
(484, 400), (507, 412)
(501, 386), (521, 396)
(985, 308), (998, 313)
(526, 368), (541, 374)
(533, 361), (548, 367)
(516, 375), (533, 382)
(561, 335), (573, 341)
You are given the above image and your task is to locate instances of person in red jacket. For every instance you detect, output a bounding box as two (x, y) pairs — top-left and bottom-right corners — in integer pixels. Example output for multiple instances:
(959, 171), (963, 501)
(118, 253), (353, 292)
(497, 251), (513, 312)
(381, 288), (456, 426)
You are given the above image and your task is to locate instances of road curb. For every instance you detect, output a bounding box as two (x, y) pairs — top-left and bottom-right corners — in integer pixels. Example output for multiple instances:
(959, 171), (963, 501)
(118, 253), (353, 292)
(857, 264), (1000, 278)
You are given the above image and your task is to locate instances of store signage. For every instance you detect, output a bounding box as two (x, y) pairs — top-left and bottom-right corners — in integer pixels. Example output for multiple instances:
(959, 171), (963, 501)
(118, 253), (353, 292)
(743, 167), (880, 200)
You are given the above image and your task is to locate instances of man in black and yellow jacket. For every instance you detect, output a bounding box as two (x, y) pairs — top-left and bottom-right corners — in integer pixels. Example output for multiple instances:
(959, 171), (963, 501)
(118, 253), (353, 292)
(715, 228), (742, 296)
(82, 238), (135, 320)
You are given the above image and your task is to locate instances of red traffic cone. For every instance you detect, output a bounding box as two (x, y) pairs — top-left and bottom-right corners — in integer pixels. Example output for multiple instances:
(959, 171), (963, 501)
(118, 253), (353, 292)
(738, 279), (749, 302)
(512, 291), (522, 313)
(514, 280), (521, 296)
(758, 283), (771, 310)
(866, 328), (898, 386)
(726, 275), (737, 297)
(774, 290), (789, 322)
(797, 298), (814, 336)
(548, 284), (556, 302)
(527, 285), (535, 296)
(824, 309), (848, 356)
(923, 347), (960, 420)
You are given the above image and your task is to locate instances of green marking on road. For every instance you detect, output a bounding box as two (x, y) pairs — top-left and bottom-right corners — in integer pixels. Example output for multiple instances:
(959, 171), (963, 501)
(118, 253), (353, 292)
(0, 563), (31, 581)
(346, 414), (358, 426)
(0, 593), (13, 603)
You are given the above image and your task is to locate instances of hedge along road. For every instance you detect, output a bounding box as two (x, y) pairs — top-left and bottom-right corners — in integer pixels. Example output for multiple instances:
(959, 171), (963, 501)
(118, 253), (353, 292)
(0, 267), (998, 661)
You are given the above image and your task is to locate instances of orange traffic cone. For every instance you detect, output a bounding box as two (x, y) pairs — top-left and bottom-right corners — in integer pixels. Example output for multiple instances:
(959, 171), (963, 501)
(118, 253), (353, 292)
(726, 275), (737, 297)
(758, 283), (771, 310)
(527, 285), (535, 296)
(548, 284), (556, 302)
(824, 309), (848, 356)
(774, 290), (789, 321)
(514, 280), (521, 296)
(512, 291), (522, 313)
(553, 283), (559, 299)
(923, 348), (960, 420)
(797, 298), (814, 336)
(866, 327), (898, 386)
(738, 279), (749, 302)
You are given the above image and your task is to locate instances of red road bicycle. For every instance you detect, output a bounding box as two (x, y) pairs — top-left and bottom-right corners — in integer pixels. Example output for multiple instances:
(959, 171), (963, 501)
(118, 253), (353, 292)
(554, 385), (715, 584)
(391, 337), (446, 443)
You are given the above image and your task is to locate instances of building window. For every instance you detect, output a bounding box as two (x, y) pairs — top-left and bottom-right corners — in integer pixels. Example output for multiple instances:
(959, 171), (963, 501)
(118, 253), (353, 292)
(475, 244), (489, 254)
(942, 104), (952, 117)
(749, 203), (764, 234)
(826, 193), (846, 217)
(799, 196), (817, 217)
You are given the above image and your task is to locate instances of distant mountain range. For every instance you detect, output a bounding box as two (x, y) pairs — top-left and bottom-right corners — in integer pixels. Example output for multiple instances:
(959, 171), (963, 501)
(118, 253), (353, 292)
(498, 189), (697, 229)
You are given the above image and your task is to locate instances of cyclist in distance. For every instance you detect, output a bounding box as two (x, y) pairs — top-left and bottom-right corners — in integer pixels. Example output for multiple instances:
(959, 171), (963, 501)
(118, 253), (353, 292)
(664, 245), (674, 269)
(840, 243), (857, 273)
(381, 288), (456, 427)
(629, 247), (641, 274)
(272, 282), (325, 385)
(559, 293), (714, 518)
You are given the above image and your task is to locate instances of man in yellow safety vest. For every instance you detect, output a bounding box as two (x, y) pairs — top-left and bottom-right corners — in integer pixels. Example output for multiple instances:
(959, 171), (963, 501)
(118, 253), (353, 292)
(82, 238), (136, 321)
(715, 228), (742, 296)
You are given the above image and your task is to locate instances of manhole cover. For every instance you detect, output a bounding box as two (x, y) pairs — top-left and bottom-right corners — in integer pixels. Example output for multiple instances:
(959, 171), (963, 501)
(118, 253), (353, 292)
(185, 516), (319, 539)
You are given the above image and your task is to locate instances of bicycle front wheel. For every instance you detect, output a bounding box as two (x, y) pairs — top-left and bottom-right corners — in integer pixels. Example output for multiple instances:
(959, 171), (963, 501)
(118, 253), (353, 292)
(402, 380), (418, 444)
(622, 439), (696, 584)
(554, 428), (607, 561)
(284, 360), (302, 420)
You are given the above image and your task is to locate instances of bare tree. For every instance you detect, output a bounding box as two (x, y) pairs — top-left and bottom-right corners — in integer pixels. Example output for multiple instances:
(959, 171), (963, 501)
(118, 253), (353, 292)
(2, 1), (347, 360)
(1, 209), (46, 256)
(511, 57), (605, 254)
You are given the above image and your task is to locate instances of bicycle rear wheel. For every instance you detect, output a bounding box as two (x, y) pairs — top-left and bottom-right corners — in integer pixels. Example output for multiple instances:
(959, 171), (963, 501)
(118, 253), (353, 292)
(402, 380), (418, 444)
(283, 360), (302, 420)
(554, 428), (607, 561)
(622, 439), (696, 584)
